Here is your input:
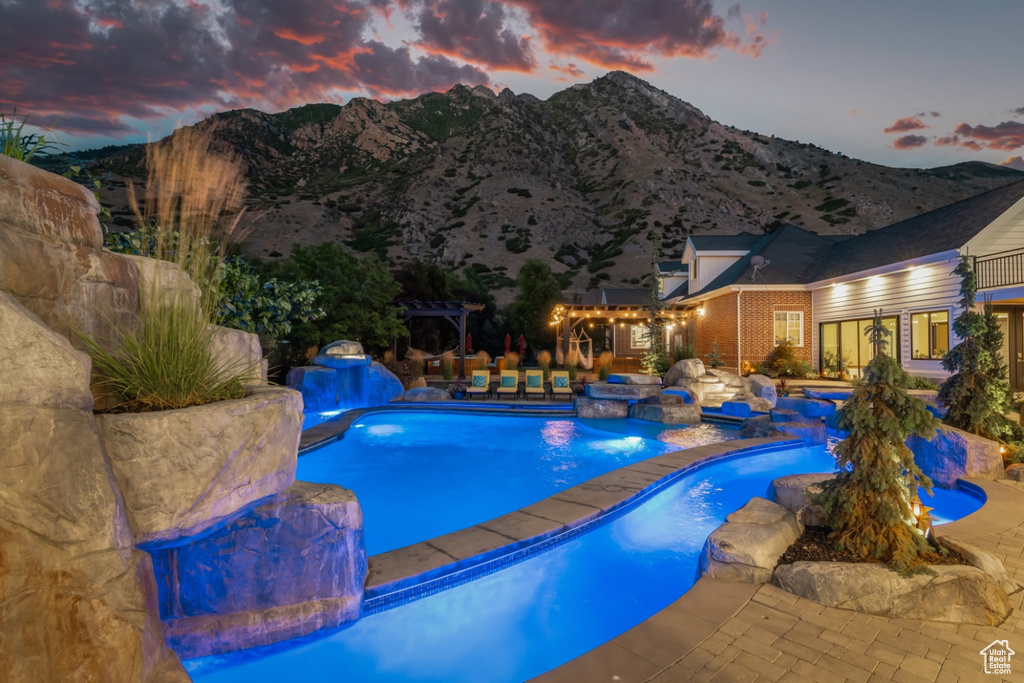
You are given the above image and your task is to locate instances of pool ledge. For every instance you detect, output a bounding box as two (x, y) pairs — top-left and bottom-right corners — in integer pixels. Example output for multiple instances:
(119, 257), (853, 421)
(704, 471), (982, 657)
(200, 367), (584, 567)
(363, 435), (800, 612)
(532, 477), (1024, 683)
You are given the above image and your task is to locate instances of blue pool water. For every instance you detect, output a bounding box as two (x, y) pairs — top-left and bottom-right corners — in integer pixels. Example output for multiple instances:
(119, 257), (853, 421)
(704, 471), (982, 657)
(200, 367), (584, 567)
(297, 412), (739, 555)
(188, 442), (983, 682)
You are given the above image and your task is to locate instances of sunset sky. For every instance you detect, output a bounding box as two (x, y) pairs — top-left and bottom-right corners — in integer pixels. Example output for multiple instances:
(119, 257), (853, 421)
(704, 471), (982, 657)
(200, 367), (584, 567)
(3, 0), (1022, 170)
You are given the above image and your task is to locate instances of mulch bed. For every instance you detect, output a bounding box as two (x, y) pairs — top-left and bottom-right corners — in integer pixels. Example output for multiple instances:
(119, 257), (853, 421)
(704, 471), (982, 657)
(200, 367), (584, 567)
(777, 526), (970, 566)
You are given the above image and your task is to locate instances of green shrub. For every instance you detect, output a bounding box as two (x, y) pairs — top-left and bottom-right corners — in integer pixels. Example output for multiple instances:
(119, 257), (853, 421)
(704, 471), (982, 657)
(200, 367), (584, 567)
(674, 343), (695, 361)
(766, 340), (812, 378)
(908, 376), (939, 390)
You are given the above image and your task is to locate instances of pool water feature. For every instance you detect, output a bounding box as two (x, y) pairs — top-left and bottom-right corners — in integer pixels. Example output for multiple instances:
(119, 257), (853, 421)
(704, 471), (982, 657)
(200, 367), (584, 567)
(188, 443), (983, 682)
(297, 411), (739, 555)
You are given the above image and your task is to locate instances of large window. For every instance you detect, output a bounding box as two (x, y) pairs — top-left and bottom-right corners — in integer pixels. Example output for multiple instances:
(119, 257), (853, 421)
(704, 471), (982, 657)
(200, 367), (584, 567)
(819, 315), (899, 375)
(630, 325), (651, 349)
(911, 310), (949, 360)
(774, 311), (804, 346)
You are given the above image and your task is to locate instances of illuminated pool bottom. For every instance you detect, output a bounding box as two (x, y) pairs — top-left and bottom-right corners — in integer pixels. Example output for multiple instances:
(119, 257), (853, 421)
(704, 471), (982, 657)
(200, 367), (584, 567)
(297, 412), (738, 555)
(186, 444), (982, 682)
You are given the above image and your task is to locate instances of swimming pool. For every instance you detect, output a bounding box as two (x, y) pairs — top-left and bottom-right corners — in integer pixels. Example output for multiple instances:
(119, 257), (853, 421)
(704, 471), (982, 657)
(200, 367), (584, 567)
(297, 411), (739, 555)
(187, 440), (982, 682)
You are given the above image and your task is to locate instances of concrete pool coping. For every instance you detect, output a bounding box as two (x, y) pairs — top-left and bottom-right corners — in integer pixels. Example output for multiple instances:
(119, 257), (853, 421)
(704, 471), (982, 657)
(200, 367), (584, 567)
(532, 477), (1021, 683)
(361, 435), (800, 611)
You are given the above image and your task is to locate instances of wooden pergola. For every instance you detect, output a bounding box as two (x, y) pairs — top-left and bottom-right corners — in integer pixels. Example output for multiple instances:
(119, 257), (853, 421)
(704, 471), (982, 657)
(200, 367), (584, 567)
(403, 301), (486, 379)
(549, 302), (696, 361)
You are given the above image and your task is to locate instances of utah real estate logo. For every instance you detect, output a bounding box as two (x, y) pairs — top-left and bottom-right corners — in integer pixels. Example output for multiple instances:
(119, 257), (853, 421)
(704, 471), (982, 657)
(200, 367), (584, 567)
(980, 640), (1014, 675)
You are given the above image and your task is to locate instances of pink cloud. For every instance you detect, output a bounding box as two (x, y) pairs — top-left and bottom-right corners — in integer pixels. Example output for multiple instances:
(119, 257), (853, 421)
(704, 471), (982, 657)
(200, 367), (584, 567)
(892, 134), (928, 150)
(884, 116), (928, 134)
(955, 121), (1024, 151)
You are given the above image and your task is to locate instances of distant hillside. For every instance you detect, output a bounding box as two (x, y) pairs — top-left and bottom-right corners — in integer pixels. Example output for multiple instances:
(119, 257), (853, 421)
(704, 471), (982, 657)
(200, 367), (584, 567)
(84, 71), (1024, 302)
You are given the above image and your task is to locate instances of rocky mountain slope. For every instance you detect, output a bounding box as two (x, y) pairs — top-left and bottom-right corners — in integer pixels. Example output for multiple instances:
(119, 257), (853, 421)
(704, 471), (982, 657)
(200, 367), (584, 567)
(88, 71), (1023, 300)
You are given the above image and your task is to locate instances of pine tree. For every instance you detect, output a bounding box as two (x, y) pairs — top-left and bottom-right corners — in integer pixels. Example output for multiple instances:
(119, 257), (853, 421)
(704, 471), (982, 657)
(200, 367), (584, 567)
(818, 310), (939, 574)
(938, 256), (1013, 440)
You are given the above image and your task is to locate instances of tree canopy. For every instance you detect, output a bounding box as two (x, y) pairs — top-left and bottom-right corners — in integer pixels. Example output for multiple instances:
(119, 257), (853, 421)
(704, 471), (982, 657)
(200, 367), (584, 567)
(508, 260), (562, 355)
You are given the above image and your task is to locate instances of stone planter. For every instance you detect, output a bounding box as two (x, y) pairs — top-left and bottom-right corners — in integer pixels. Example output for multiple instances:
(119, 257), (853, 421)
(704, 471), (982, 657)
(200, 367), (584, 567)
(96, 386), (303, 546)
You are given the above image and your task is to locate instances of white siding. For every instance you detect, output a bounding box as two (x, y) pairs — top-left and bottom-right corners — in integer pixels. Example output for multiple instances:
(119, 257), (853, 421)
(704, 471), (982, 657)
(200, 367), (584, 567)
(964, 198), (1024, 256)
(694, 255), (741, 293)
(811, 259), (962, 379)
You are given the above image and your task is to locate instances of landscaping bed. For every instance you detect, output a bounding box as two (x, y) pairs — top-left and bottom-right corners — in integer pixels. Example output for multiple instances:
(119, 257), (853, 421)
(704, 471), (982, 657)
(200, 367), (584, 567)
(778, 525), (968, 567)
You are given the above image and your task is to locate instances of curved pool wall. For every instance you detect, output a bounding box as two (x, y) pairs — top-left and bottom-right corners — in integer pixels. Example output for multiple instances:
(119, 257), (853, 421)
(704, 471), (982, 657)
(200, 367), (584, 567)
(296, 412), (740, 555)
(185, 438), (986, 682)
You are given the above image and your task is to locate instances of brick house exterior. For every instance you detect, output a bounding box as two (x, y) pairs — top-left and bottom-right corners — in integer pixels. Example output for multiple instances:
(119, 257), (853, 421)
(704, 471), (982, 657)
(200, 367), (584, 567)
(739, 290), (813, 368)
(693, 292), (738, 371)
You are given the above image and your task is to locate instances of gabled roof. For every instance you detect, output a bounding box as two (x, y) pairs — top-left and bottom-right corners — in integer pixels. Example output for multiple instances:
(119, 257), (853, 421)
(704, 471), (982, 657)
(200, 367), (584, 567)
(663, 281), (689, 300)
(688, 233), (762, 251)
(814, 179), (1024, 280)
(657, 260), (687, 274)
(579, 288), (651, 306)
(684, 225), (846, 299)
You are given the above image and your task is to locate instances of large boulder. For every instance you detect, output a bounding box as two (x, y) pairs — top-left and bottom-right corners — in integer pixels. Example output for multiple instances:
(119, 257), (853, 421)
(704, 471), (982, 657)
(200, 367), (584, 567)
(700, 498), (801, 584)
(96, 386), (303, 545)
(664, 358), (705, 386)
(709, 370), (749, 391)
(1005, 464), (1024, 482)
(642, 393), (684, 405)
(908, 424), (1004, 488)
(286, 365), (338, 411)
(321, 339), (365, 356)
(773, 561), (1011, 625)
(767, 473), (833, 527)
(939, 536), (1019, 596)
(662, 387), (698, 404)
(365, 361), (405, 405)
(607, 373), (662, 385)
(403, 386), (451, 402)
(629, 402), (702, 425)
(747, 374), (777, 406)
(740, 415), (826, 445)
(210, 325), (267, 385)
(673, 377), (706, 403)
(575, 396), (629, 418)
(0, 287), (186, 681)
(153, 482), (366, 658)
(775, 396), (836, 419)
(585, 381), (663, 401)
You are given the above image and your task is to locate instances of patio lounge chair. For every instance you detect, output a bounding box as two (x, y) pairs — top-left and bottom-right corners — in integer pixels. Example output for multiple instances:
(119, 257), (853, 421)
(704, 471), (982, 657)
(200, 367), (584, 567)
(466, 370), (491, 399)
(496, 370), (520, 400)
(524, 370), (545, 400)
(550, 371), (572, 401)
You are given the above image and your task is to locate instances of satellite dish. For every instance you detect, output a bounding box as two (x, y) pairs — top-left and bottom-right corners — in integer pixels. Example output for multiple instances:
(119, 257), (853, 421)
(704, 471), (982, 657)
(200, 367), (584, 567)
(750, 255), (765, 268)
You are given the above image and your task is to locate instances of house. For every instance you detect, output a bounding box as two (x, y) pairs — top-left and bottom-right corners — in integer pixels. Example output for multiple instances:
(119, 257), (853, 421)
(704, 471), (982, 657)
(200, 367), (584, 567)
(667, 178), (1024, 384)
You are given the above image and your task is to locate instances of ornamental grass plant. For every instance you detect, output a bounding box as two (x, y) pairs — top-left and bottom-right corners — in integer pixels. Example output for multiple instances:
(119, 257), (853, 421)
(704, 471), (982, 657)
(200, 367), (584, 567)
(82, 128), (254, 412)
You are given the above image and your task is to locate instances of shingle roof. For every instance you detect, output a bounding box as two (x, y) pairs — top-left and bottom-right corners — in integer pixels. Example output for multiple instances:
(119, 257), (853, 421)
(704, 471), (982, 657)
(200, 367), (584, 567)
(663, 281), (689, 300)
(688, 233), (762, 251)
(813, 179), (1024, 280)
(685, 225), (846, 298)
(657, 260), (687, 274)
(578, 288), (651, 306)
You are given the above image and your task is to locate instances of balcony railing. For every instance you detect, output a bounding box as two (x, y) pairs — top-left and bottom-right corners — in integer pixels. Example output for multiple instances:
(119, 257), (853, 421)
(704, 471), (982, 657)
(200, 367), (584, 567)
(975, 248), (1024, 290)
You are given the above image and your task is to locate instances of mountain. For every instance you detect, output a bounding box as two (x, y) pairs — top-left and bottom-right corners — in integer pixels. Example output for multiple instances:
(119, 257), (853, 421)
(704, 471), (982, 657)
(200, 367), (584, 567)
(86, 71), (1024, 301)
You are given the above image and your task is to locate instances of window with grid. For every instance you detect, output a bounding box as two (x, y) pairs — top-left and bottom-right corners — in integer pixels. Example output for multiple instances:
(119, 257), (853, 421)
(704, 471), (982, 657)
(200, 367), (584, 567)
(773, 311), (803, 346)
(911, 310), (949, 360)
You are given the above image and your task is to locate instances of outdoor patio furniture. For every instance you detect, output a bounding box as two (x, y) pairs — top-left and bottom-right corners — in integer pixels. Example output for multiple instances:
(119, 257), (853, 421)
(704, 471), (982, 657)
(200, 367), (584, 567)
(496, 370), (520, 400)
(524, 370), (545, 400)
(550, 371), (572, 401)
(466, 370), (491, 399)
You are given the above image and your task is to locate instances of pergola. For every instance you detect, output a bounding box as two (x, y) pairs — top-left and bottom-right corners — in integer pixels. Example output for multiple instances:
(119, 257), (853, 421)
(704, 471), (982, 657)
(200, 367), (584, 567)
(403, 301), (486, 379)
(548, 301), (697, 361)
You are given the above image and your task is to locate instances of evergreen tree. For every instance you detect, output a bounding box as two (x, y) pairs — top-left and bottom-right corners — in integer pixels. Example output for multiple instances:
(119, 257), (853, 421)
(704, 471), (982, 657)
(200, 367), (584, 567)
(818, 310), (939, 574)
(509, 260), (562, 352)
(938, 256), (1013, 440)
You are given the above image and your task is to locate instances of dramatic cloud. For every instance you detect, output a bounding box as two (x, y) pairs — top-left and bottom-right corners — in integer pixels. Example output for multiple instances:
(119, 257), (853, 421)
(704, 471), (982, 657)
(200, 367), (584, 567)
(549, 62), (586, 80)
(503, 0), (774, 71)
(0, 0), (488, 137)
(884, 116), (928, 134)
(954, 121), (1024, 151)
(410, 0), (535, 71)
(892, 134), (928, 150)
(1014, 107), (1024, 117)
(1002, 156), (1024, 171)
(934, 135), (959, 147)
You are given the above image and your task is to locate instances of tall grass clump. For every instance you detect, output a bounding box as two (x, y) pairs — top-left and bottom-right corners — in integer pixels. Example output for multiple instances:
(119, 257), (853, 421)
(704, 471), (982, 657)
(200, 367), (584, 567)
(598, 350), (613, 381)
(81, 128), (252, 411)
(504, 351), (520, 371)
(536, 350), (551, 379)
(440, 350), (455, 380)
(1, 106), (62, 162)
(566, 350), (579, 382)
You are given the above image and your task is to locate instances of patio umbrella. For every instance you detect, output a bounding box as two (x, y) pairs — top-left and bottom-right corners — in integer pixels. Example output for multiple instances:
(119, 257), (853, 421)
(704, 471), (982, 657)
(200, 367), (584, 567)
(504, 333), (512, 356)
(519, 334), (526, 358)
(466, 333), (473, 353)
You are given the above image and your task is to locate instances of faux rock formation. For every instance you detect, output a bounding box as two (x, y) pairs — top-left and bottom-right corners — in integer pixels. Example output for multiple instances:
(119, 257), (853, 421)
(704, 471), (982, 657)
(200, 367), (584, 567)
(1006, 464), (1024, 482)
(606, 373), (662, 385)
(767, 473), (833, 528)
(662, 387), (698, 404)
(322, 339), (365, 356)
(210, 324), (268, 385)
(286, 365), (338, 411)
(575, 396), (629, 418)
(629, 402), (702, 424)
(938, 536), (1019, 596)
(700, 497), (802, 584)
(403, 386), (452, 401)
(96, 386), (303, 545)
(585, 381), (663, 401)
(908, 424), (1004, 488)
(747, 374), (778, 405)
(663, 358), (705, 386)
(773, 561), (1011, 625)
(153, 482), (367, 658)
(740, 414), (826, 446)
(642, 393), (684, 405)
(775, 396), (836, 419)
(0, 292), (186, 681)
